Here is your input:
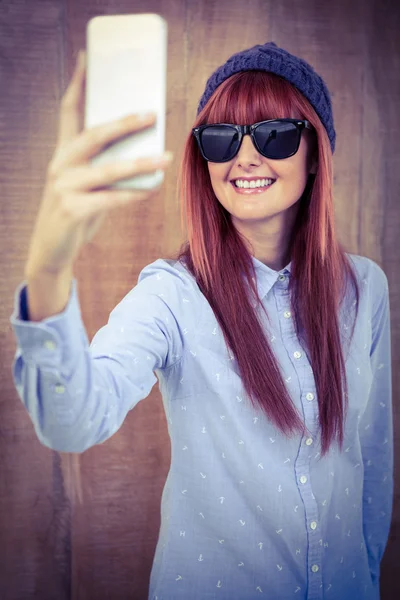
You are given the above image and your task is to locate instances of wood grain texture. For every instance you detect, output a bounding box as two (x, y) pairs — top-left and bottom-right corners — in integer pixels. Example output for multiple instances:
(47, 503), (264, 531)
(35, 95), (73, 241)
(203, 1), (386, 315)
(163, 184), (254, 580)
(1, 0), (398, 599)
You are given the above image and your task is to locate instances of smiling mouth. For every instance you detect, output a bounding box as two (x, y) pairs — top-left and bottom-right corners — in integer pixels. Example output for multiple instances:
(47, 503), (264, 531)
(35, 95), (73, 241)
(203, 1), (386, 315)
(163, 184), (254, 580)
(230, 180), (276, 194)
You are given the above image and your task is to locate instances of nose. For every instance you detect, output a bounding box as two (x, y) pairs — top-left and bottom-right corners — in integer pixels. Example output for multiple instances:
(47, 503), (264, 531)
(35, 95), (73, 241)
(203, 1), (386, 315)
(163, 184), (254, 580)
(235, 133), (263, 167)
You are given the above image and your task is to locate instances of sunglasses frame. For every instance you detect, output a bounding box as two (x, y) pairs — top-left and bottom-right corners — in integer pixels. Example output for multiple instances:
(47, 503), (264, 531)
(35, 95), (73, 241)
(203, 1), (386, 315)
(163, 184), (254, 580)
(192, 118), (314, 162)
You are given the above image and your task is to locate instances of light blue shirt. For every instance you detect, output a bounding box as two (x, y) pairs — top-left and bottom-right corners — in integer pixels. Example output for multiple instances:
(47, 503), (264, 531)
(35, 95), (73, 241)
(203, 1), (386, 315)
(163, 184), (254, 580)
(9, 253), (393, 600)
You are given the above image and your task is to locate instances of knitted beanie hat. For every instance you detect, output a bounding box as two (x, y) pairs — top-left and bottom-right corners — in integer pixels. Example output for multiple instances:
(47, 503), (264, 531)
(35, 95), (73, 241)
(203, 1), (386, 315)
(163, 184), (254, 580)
(197, 42), (336, 154)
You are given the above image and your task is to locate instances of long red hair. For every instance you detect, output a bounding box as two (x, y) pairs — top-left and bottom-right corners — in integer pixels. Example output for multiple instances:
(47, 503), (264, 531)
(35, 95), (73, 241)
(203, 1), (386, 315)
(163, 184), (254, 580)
(173, 70), (360, 457)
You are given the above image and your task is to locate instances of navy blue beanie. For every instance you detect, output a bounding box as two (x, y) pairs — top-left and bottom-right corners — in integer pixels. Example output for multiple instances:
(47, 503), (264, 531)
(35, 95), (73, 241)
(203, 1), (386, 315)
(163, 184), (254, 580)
(197, 42), (336, 154)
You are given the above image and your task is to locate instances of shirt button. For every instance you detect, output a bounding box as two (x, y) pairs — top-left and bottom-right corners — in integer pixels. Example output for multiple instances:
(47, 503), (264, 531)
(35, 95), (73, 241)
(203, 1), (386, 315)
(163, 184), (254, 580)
(305, 437), (313, 446)
(306, 393), (314, 401)
(55, 384), (65, 394)
(44, 340), (57, 350)
(311, 564), (319, 573)
(300, 475), (307, 484)
(310, 521), (317, 530)
(278, 274), (285, 281)
(284, 311), (292, 318)
(294, 351), (302, 359)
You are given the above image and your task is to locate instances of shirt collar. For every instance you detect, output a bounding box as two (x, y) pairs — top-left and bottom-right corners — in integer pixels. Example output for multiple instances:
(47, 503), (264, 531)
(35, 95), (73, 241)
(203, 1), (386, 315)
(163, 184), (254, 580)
(250, 255), (292, 301)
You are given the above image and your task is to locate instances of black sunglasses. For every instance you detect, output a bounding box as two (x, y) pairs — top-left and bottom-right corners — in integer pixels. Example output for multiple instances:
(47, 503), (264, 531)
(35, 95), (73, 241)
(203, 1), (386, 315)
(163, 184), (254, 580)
(192, 118), (314, 162)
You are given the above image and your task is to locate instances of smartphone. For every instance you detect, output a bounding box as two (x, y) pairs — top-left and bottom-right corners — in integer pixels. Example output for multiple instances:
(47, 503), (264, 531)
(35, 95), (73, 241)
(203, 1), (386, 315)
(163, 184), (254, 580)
(85, 14), (167, 190)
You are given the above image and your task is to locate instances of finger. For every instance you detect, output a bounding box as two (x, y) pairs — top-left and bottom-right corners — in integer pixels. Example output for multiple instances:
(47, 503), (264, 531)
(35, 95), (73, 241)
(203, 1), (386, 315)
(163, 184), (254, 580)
(69, 185), (163, 222)
(49, 113), (156, 173)
(56, 51), (86, 146)
(56, 154), (173, 192)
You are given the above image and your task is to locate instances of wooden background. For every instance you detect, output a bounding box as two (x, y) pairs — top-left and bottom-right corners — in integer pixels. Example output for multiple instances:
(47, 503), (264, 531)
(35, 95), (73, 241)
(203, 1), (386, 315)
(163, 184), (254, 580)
(1, 0), (399, 598)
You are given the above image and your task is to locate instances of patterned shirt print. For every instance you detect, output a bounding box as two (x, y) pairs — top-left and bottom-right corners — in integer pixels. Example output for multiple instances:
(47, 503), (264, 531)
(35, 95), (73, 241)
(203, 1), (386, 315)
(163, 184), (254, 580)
(9, 253), (393, 600)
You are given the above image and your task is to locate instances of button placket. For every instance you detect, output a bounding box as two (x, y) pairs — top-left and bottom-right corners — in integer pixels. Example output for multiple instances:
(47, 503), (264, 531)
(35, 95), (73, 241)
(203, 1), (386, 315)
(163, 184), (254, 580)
(276, 269), (323, 593)
(273, 278), (322, 598)
(276, 272), (321, 598)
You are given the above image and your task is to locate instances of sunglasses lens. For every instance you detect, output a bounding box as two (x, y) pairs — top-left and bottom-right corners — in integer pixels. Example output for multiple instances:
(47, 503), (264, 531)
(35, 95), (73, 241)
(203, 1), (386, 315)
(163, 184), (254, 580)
(199, 126), (240, 162)
(254, 121), (299, 159)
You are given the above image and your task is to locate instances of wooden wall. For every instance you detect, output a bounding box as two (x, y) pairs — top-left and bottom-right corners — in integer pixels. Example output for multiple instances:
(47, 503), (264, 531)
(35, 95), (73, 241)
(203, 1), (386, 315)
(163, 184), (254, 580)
(1, 0), (399, 598)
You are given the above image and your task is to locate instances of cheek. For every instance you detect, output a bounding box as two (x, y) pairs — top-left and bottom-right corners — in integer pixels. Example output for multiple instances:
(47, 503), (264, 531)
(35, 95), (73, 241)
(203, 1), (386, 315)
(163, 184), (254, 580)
(208, 165), (230, 194)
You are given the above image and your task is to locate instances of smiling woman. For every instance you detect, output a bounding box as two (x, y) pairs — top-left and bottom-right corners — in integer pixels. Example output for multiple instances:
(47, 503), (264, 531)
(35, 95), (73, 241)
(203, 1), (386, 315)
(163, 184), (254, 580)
(174, 64), (353, 456)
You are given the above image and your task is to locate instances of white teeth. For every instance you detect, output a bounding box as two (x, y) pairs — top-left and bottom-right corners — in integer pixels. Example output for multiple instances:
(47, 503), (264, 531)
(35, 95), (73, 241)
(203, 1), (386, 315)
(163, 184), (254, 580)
(234, 178), (275, 188)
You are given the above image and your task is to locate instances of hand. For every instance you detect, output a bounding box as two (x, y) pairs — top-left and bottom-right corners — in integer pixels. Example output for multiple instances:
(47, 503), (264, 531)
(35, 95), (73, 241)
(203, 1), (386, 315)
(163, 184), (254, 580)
(24, 50), (173, 277)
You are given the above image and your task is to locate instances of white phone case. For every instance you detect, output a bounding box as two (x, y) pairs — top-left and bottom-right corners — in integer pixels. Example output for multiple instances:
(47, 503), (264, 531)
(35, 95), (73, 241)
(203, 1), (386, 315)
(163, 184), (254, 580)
(85, 14), (167, 190)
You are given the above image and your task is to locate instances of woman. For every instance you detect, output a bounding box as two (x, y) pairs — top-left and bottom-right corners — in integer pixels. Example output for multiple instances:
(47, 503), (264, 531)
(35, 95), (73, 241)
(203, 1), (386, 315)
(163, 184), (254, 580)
(10, 42), (392, 599)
